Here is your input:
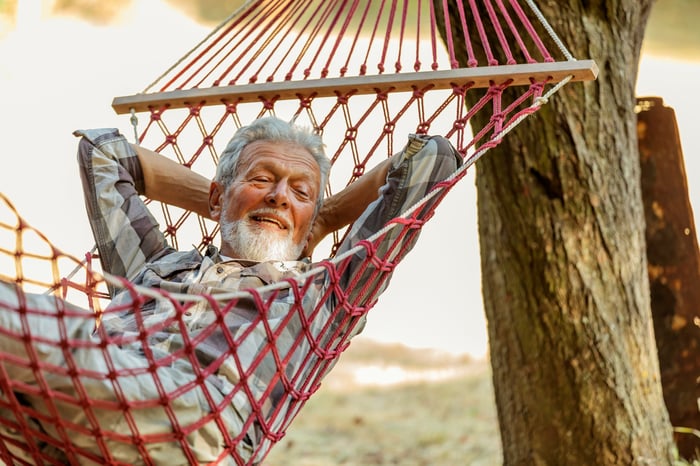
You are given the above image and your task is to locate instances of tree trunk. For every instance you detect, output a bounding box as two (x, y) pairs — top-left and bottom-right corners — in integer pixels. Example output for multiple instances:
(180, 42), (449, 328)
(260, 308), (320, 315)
(439, 1), (676, 464)
(638, 96), (700, 461)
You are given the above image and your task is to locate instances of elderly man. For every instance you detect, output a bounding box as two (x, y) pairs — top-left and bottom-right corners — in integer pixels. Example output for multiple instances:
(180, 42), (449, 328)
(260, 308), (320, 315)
(0, 117), (461, 464)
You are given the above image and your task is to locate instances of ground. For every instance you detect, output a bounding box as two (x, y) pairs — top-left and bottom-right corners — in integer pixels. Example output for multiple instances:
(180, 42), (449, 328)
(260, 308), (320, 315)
(265, 338), (501, 466)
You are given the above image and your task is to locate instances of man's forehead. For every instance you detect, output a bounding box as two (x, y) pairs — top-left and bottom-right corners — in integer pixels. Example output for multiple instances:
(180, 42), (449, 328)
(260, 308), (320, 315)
(239, 141), (319, 171)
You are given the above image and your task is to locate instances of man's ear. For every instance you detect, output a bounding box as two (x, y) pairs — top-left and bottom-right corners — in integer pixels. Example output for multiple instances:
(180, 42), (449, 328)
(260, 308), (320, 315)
(208, 181), (224, 221)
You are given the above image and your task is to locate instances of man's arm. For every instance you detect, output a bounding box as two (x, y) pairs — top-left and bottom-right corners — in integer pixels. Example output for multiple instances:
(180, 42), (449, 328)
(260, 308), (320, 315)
(134, 144), (393, 255)
(76, 129), (187, 288)
(305, 157), (393, 255)
(335, 134), (461, 298)
(131, 145), (212, 219)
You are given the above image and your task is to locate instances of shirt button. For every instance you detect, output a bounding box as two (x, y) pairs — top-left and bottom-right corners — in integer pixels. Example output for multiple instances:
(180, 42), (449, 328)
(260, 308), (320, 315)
(216, 266), (224, 273)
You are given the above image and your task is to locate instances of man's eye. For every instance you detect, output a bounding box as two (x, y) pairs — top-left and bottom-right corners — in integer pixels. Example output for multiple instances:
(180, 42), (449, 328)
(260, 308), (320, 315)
(294, 187), (310, 198)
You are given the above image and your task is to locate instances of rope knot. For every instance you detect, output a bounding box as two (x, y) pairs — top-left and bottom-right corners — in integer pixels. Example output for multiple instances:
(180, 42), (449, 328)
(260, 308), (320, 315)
(344, 126), (358, 141)
(491, 112), (505, 124)
(298, 96), (313, 108)
(416, 122), (431, 134)
(375, 90), (389, 101)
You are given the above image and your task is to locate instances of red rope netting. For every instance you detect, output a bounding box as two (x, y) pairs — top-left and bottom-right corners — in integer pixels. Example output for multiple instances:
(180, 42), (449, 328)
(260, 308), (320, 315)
(0, 1), (596, 464)
(0, 168), (456, 465)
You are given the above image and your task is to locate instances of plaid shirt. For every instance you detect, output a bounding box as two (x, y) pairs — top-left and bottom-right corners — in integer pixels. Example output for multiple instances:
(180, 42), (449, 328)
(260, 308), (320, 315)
(74, 128), (460, 463)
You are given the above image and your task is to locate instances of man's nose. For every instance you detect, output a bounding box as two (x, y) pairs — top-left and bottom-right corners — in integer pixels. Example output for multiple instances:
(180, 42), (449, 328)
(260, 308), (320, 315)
(264, 181), (290, 207)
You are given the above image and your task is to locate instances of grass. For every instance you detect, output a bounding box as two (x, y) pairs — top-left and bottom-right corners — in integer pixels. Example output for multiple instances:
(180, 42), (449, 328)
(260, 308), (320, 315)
(264, 339), (501, 465)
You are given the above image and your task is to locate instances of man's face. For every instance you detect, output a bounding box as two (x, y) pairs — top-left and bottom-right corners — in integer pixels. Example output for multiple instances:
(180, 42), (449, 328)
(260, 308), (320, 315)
(209, 140), (321, 261)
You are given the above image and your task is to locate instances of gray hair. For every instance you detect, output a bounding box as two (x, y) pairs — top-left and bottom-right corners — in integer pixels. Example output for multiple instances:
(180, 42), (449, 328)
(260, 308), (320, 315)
(215, 116), (330, 214)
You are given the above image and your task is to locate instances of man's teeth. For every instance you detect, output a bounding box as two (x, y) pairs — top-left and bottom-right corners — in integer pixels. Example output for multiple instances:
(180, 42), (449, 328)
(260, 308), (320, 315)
(253, 216), (284, 228)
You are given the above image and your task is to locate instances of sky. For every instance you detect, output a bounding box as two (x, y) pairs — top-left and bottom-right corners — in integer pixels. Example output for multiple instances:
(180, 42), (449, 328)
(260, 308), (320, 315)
(0, 0), (698, 359)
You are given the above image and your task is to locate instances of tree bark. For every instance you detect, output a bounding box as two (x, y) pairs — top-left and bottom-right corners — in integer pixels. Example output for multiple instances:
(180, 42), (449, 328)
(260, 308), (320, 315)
(438, 1), (676, 464)
(638, 96), (700, 461)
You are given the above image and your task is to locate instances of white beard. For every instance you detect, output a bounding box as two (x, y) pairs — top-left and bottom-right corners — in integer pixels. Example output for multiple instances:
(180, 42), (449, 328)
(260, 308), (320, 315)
(220, 218), (304, 262)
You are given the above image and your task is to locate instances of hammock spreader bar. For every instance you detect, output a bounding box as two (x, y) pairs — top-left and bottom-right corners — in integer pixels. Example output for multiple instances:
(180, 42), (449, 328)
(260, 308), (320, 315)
(112, 60), (598, 114)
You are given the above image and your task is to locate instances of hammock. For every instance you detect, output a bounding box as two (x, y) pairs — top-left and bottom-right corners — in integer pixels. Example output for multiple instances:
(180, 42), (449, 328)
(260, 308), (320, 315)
(0, 1), (597, 464)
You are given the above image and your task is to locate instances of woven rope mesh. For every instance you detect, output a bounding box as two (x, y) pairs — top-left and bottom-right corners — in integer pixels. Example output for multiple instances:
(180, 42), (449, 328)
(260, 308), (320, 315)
(0, 0), (590, 464)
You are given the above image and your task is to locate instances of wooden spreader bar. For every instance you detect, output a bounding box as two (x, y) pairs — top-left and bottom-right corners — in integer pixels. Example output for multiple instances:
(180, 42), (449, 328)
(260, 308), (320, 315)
(112, 60), (598, 114)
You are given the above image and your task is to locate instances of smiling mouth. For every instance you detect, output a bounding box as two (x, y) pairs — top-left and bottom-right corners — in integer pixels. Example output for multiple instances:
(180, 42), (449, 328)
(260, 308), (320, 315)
(251, 215), (287, 229)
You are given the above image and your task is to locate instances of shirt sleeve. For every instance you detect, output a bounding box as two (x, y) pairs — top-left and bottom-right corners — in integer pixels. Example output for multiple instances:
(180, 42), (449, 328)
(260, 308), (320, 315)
(75, 128), (172, 295)
(335, 134), (462, 313)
